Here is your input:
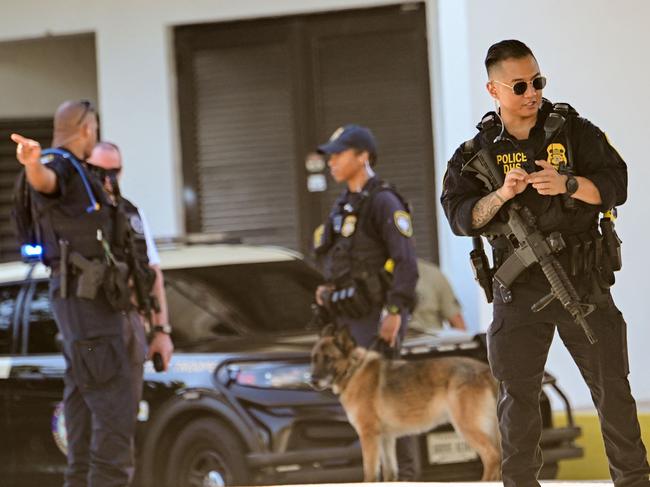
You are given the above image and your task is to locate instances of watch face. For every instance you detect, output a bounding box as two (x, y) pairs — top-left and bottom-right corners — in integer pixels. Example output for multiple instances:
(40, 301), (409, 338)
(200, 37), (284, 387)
(566, 176), (579, 194)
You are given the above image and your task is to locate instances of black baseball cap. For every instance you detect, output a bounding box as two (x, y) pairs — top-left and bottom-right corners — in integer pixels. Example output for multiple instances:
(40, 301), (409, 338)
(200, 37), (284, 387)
(317, 124), (377, 159)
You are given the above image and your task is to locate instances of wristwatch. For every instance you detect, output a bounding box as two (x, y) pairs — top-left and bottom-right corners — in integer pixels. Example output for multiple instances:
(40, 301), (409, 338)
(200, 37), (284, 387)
(385, 304), (401, 315)
(153, 324), (172, 335)
(565, 175), (579, 195)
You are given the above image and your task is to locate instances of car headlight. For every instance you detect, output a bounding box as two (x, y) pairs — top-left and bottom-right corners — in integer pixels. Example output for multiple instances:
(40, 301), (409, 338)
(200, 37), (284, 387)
(226, 362), (313, 390)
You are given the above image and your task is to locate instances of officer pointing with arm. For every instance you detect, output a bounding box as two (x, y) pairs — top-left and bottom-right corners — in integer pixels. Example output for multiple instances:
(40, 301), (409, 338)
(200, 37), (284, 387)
(12, 100), (153, 487)
(441, 40), (649, 486)
(312, 124), (419, 480)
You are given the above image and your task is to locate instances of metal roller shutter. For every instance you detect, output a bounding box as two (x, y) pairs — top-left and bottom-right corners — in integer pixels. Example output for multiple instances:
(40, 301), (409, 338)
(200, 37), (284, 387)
(175, 3), (438, 261)
(311, 7), (437, 260)
(0, 119), (52, 263)
(177, 29), (300, 249)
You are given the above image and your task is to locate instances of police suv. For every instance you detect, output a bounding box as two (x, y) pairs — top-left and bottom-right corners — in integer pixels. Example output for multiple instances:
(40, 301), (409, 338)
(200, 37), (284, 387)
(0, 242), (582, 486)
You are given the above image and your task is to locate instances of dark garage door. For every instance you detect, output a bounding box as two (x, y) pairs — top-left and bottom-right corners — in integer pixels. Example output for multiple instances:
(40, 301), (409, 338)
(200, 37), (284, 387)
(175, 3), (438, 261)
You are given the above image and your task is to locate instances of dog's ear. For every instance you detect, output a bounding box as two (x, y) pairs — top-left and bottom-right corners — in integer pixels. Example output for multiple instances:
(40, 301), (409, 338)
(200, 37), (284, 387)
(319, 323), (336, 337)
(335, 325), (356, 354)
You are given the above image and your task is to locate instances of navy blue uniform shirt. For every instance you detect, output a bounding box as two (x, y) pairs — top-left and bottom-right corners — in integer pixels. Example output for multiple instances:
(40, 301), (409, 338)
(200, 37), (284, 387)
(315, 176), (419, 345)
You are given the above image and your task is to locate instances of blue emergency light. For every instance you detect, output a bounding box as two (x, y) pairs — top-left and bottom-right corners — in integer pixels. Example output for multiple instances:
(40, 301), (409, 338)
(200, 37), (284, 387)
(21, 244), (43, 262)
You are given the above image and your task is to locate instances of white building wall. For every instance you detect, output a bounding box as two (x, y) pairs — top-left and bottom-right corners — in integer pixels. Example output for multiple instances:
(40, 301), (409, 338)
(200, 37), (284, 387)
(1, 0), (648, 409)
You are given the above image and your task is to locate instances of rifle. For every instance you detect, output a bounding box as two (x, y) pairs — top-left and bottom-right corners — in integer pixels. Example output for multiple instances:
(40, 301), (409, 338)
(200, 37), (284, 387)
(461, 148), (598, 344)
(108, 172), (159, 327)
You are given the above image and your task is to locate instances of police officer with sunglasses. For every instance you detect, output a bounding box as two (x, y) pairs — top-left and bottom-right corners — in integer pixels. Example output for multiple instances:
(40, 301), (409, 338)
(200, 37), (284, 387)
(11, 101), (156, 487)
(441, 40), (650, 486)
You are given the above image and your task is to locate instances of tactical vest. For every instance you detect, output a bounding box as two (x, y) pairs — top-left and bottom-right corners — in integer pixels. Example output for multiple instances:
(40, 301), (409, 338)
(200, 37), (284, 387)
(470, 100), (598, 237)
(115, 198), (150, 271)
(35, 150), (115, 266)
(465, 102), (620, 299)
(317, 178), (407, 285)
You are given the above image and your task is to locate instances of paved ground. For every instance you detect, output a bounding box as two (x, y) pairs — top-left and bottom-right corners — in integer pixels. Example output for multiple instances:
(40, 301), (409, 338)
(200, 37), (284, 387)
(268, 483), (614, 486)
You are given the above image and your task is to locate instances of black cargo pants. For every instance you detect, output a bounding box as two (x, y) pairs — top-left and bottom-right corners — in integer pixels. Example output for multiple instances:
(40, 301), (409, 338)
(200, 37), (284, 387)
(488, 290), (650, 487)
(51, 278), (147, 487)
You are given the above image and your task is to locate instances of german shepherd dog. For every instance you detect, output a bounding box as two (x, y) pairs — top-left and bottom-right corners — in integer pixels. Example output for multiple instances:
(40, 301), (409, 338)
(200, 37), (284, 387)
(310, 324), (501, 482)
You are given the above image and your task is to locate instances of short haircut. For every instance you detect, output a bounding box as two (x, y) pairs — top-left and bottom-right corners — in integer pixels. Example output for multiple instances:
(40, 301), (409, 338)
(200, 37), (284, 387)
(95, 141), (121, 154)
(485, 40), (535, 75)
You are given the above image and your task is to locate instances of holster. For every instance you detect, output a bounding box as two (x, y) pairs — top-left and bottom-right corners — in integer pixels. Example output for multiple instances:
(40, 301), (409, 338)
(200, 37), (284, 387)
(69, 252), (106, 300)
(470, 237), (494, 303)
(600, 218), (622, 272)
(103, 261), (132, 311)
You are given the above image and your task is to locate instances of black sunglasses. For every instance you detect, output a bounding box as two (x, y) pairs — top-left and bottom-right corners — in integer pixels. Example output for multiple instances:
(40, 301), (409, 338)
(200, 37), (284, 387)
(493, 76), (547, 96)
(76, 99), (96, 125)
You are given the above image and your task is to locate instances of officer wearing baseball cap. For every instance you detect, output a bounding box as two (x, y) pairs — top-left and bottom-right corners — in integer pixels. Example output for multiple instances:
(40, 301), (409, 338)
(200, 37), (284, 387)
(312, 124), (419, 480)
(316, 124), (378, 162)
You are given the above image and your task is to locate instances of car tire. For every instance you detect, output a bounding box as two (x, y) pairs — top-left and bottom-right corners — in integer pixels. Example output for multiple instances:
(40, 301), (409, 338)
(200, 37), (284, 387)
(164, 417), (250, 487)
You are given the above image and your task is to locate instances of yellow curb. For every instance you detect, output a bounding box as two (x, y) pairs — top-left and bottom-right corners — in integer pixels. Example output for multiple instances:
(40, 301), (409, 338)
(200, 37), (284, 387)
(554, 411), (650, 480)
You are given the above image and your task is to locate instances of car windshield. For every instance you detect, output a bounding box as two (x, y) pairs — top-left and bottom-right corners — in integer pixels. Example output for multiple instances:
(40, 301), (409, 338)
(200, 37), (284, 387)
(165, 260), (320, 347)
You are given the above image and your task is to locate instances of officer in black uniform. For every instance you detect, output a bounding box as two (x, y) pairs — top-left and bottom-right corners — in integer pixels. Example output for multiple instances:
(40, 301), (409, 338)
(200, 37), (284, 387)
(441, 40), (650, 487)
(89, 141), (174, 422)
(12, 100), (150, 487)
(312, 124), (419, 480)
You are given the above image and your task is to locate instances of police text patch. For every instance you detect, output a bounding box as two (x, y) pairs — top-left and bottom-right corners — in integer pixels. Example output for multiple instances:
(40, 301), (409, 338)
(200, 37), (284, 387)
(393, 210), (413, 237)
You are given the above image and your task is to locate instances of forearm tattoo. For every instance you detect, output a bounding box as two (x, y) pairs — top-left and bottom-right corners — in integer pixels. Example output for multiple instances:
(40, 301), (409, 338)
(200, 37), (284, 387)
(471, 190), (506, 229)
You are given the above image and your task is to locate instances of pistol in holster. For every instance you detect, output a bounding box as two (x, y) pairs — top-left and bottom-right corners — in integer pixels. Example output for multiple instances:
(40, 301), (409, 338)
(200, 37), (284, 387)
(69, 252), (107, 300)
(600, 212), (622, 272)
(470, 237), (494, 303)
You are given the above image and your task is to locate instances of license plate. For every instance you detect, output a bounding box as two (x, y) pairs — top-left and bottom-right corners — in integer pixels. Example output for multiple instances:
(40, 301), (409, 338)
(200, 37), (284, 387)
(426, 430), (479, 464)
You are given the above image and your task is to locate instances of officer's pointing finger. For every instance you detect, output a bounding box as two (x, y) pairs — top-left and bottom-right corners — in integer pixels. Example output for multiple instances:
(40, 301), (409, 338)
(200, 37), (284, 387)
(10, 133), (26, 144)
(10, 133), (36, 146)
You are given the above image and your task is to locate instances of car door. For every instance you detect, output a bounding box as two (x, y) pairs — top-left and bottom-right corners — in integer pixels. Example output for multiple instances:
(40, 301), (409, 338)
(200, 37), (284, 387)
(5, 279), (67, 484)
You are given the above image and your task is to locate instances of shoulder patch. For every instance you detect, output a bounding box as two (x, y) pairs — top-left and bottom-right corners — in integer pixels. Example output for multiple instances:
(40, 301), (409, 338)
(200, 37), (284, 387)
(313, 224), (325, 249)
(129, 214), (145, 235)
(40, 154), (55, 164)
(393, 210), (413, 237)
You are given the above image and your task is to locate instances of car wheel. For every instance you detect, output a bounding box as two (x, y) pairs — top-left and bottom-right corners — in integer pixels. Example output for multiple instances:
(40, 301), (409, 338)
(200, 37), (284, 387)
(165, 417), (250, 487)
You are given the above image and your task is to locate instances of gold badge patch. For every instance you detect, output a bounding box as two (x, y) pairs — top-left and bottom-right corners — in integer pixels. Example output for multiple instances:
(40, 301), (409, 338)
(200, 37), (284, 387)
(546, 143), (567, 170)
(340, 215), (357, 237)
(393, 210), (413, 237)
(313, 224), (325, 249)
